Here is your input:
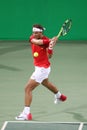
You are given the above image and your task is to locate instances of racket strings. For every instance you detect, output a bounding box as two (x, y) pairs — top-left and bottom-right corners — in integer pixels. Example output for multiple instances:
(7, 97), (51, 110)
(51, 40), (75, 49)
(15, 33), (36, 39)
(57, 19), (72, 38)
(62, 20), (72, 36)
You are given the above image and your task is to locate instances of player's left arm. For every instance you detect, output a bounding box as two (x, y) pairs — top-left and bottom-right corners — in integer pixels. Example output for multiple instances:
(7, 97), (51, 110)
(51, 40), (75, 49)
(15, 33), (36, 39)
(31, 38), (51, 46)
(31, 38), (43, 45)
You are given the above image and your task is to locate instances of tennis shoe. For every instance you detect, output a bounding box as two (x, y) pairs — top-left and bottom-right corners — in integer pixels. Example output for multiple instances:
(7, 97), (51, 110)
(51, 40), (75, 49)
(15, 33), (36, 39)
(15, 112), (32, 120)
(54, 94), (67, 104)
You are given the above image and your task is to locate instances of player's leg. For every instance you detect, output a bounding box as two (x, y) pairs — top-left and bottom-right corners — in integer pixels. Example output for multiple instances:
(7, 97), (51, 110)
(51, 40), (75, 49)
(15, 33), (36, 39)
(15, 66), (44, 120)
(15, 79), (40, 120)
(42, 78), (58, 94)
(42, 78), (67, 103)
(25, 79), (39, 106)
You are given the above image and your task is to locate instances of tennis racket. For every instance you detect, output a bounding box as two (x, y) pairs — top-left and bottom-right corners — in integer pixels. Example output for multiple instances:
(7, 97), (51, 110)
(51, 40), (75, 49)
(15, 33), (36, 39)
(57, 19), (72, 38)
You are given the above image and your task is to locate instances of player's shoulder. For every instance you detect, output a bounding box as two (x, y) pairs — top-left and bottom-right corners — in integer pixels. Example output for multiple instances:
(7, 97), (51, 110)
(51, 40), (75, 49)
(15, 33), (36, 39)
(30, 35), (34, 39)
(29, 35), (34, 42)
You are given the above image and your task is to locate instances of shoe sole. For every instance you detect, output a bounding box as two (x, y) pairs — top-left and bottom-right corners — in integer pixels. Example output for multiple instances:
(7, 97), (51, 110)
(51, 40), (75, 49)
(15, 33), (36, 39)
(15, 117), (27, 121)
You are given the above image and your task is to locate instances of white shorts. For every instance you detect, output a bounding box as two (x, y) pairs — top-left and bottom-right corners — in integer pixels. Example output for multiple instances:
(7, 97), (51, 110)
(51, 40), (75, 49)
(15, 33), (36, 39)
(30, 66), (51, 83)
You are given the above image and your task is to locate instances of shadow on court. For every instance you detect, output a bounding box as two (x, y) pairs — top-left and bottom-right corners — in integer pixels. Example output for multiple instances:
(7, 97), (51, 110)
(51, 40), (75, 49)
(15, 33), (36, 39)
(0, 64), (21, 71)
(0, 41), (29, 56)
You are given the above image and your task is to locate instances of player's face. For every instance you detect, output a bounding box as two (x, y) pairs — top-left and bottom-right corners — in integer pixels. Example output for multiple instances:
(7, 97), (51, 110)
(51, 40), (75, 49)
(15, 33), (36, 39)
(33, 32), (43, 39)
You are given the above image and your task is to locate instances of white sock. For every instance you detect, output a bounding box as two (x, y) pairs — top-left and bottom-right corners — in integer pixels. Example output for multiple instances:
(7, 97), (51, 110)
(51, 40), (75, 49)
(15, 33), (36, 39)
(23, 106), (30, 114)
(55, 91), (61, 98)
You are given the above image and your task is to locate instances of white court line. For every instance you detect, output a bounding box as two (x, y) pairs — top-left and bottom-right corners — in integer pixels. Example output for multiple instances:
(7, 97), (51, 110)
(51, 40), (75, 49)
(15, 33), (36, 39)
(1, 121), (86, 130)
(2, 121), (83, 124)
(1, 121), (8, 130)
(78, 122), (84, 130)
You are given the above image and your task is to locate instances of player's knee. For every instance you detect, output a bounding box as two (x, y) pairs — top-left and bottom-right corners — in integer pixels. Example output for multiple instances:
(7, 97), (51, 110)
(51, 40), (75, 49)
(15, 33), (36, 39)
(25, 84), (32, 93)
(25, 82), (37, 92)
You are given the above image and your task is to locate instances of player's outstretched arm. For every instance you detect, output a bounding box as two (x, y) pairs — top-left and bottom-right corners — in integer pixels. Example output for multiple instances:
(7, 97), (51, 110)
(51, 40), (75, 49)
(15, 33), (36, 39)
(31, 38), (43, 45)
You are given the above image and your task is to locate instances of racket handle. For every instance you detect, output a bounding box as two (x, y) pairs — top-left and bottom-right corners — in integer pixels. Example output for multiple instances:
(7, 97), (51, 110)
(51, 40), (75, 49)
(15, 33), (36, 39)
(57, 28), (62, 38)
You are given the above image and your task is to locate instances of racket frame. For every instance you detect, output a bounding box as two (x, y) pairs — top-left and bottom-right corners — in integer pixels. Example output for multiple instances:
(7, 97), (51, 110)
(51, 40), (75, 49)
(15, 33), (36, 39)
(57, 19), (72, 38)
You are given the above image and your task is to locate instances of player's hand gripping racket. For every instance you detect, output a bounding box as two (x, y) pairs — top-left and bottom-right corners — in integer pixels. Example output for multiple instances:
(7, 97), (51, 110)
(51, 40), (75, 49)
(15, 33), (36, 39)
(57, 19), (72, 38)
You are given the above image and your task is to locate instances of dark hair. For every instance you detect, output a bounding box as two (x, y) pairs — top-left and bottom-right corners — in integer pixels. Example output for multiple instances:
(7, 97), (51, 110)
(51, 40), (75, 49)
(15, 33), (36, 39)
(33, 24), (44, 31)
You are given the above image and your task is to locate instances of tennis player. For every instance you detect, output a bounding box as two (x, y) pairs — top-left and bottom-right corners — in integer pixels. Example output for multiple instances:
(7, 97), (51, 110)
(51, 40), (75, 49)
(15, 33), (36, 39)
(15, 24), (67, 120)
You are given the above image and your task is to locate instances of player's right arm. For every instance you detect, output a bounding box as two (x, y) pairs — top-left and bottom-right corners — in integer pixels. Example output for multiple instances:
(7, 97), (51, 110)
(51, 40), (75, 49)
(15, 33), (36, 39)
(30, 37), (51, 47)
(31, 38), (44, 45)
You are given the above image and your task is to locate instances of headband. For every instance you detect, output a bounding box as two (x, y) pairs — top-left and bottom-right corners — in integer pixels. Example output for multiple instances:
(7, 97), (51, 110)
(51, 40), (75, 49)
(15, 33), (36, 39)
(32, 27), (46, 32)
(32, 27), (43, 32)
